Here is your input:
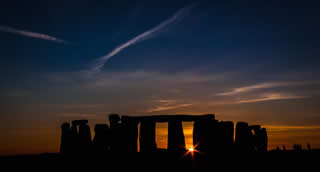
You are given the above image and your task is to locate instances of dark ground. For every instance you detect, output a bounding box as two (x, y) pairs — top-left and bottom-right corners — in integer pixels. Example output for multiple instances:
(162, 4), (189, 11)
(1, 150), (319, 170)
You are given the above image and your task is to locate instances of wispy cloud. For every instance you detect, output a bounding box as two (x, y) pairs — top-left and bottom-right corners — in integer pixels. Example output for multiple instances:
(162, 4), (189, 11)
(154, 99), (177, 104)
(89, 4), (195, 74)
(217, 82), (301, 96)
(147, 103), (192, 113)
(235, 93), (306, 104)
(0, 25), (68, 44)
(77, 71), (222, 88)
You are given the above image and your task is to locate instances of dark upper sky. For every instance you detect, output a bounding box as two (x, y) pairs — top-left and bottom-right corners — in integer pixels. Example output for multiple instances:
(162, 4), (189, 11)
(0, 0), (320, 155)
(1, 0), (320, 74)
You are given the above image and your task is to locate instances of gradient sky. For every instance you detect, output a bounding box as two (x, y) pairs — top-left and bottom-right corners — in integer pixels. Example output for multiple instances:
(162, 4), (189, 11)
(1, 0), (320, 155)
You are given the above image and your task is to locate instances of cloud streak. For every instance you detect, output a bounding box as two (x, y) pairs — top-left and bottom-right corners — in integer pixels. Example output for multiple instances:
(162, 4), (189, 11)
(235, 93), (306, 104)
(146, 98), (193, 113)
(147, 103), (192, 113)
(89, 4), (195, 74)
(0, 25), (68, 44)
(217, 82), (302, 96)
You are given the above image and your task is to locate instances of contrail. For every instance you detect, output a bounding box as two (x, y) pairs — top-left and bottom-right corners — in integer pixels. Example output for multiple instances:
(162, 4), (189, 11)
(0, 25), (68, 44)
(90, 4), (195, 73)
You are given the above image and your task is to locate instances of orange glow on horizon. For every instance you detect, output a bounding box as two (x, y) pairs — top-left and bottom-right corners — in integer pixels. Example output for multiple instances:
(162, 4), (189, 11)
(2, 121), (320, 156)
(155, 122), (194, 150)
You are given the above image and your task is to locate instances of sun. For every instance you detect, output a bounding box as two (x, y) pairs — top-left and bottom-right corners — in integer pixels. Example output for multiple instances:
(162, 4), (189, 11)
(184, 145), (199, 159)
(188, 147), (194, 152)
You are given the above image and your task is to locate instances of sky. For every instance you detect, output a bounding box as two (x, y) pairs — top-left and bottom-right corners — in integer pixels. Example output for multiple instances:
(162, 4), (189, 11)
(1, 0), (320, 155)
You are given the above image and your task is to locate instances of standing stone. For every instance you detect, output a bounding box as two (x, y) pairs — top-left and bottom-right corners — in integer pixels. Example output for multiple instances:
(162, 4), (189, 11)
(121, 116), (139, 153)
(235, 122), (250, 152)
(168, 120), (186, 153)
(218, 121), (234, 152)
(109, 114), (123, 152)
(259, 128), (268, 152)
(93, 124), (110, 153)
(193, 117), (217, 152)
(78, 122), (92, 153)
(60, 122), (71, 154)
(109, 114), (121, 128)
(193, 120), (201, 149)
(69, 123), (78, 153)
(139, 119), (156, 152)
(70, 120), (92, 154)
(251, 126), (268, 152)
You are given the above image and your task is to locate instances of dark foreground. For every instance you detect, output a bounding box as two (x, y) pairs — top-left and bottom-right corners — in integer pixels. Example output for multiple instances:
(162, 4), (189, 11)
(1, 150), (319, 170)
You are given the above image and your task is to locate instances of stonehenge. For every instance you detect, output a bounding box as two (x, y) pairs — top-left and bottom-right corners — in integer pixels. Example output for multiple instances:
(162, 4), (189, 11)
(60, 114), (267, 154)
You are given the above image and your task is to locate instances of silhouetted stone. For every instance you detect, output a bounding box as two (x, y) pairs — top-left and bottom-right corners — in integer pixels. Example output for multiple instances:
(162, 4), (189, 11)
(109, 114), (123, 152)
(65, 119), (92, 154)
(235, 123), (268, 152)
(69, 123), (78, 153)
(168, 120), (185, 153)
(109, 114), (121, 128)
(193, 121), (200, 148)
(122, 116), (139, 152)
(93, 124), (110, 153)
(193, 117), (218, 152)
(235, 122), (250, 152)
(72, 120), (89, 126)
(260, 128), (268, 152)
(60, 113), (267, 156)
(139, 119), (156, 152)
(217, 121), (234, 152)
(60, 122), (71, 154)
(248, 126), (268, 152)
(77, 121), (92, 153)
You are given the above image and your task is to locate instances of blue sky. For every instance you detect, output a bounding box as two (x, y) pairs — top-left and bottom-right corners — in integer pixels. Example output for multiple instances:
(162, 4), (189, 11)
(1, 0), (320, 154)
